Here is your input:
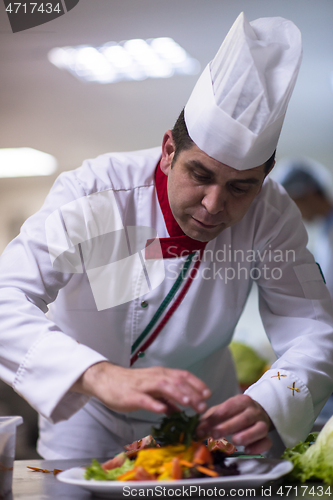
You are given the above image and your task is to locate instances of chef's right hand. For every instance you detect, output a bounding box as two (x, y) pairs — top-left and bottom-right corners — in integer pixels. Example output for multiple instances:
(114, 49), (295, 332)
(70, 361), (211, 415)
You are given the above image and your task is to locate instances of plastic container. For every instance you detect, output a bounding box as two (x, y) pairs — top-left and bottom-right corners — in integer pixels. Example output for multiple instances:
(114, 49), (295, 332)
(0, 416), (23, 497)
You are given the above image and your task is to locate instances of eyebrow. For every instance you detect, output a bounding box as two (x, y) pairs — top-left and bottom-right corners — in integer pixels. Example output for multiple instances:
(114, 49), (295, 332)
(187, 160), (261, 185)
(232, 178), (261, 185)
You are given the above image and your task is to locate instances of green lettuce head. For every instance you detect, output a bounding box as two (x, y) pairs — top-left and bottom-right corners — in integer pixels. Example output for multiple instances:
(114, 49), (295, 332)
(282, 414), (333, 483)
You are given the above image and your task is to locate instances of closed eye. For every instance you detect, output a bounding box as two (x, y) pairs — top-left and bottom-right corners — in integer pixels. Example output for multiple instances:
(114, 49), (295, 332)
(192, 171), (212, 183)
(230, 184), (250, 194)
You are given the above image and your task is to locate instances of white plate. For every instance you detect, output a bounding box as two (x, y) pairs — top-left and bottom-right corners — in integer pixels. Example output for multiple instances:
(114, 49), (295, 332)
(57, 458), (293, 498)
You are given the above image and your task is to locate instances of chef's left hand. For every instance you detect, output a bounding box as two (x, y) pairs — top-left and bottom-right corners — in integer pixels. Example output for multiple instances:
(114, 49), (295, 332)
(196, 394), (273, 454)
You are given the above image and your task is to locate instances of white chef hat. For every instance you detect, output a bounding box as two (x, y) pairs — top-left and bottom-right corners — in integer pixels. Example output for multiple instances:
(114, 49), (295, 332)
(274, 157), (333, 203)
(184, 12), (302, 170)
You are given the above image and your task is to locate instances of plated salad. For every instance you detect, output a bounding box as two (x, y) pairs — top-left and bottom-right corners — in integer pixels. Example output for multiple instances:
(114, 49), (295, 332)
(85, 412), (238, 481)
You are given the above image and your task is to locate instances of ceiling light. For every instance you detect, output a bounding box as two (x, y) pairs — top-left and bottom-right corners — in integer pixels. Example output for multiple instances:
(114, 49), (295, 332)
(0, 148), (57, 178)
(48, 37), (200, 84)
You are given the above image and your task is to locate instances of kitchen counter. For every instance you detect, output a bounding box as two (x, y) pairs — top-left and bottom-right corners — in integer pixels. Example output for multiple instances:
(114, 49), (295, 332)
(6, 459), (91, 500)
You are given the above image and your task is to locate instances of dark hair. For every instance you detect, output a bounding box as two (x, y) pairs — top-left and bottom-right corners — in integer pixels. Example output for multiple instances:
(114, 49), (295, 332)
(264, 150), (276, 175)
(281, 167), (326, 199)
(171, 109), (194, 162)
(171, 108), (275, 175)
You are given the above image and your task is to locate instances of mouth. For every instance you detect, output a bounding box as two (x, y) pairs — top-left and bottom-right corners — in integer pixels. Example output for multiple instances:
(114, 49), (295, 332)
(191, 217), (222, 229)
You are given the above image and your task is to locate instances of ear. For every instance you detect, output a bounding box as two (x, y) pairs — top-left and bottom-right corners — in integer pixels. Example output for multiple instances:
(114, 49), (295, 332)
(160, 130), (175, 176)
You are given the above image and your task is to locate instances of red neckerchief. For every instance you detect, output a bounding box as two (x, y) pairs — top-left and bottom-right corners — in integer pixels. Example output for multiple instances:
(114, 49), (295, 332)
(145, 162), (207, 259)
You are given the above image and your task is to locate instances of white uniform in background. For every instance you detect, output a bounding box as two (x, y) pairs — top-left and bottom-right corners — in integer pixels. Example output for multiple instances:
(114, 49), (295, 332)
(274, 156), (333, 301)
(311, 213), (333, 300)
(0, 147), (333, 458)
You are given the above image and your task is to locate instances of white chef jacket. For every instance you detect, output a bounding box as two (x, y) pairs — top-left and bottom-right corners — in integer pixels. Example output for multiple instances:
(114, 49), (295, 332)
(0, 147), (333, 451)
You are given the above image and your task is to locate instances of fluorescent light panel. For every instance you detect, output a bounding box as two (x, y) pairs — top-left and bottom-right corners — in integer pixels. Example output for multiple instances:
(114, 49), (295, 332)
(48, 37), (200, 83)
(0, 148), (57, 178)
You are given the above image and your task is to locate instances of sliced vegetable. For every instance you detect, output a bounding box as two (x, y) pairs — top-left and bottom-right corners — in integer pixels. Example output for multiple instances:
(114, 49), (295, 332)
(196, 465), (219, 477)
(85, 458), (134, 481)
(171, 457), (182, 480)
(133, 443), (195, 475)
(27, 466), (62, 475)
(116, 468), (139, 481)
(102, 452), (126, 471)
(179, 459), (194, 468)
(85, 413), (239, 481)
(117, 466), (156, 481)
(193, 443), (213, 465)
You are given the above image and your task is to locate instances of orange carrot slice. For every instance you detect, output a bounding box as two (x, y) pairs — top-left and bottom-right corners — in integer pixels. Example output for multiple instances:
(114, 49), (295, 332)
(196, 465), (219, 477)
(171, 457), (182, 480)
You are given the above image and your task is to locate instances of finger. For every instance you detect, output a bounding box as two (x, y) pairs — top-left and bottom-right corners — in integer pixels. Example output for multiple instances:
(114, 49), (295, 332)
(149, 378), (203, 410)
(212, 407), (262, 439)
(197, 399), (248, 437)
(200, 395), (252, 428)
(244, 436), (272, 455)
(232, 420), (270, 447)
(199, 405), (217, 421)
(176, 370), (212, 399)
(164, 369), (211, 412)
(156, 397), (182, 415)
(123, 392), (168, 414)
(200, 394), (270, 438)
(149, 371), (210, 413)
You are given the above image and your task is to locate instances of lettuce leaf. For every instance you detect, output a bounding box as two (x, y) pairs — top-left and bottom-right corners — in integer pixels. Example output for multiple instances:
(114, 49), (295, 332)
(282, 415), (333, 483)
(84, 458), (135, 481)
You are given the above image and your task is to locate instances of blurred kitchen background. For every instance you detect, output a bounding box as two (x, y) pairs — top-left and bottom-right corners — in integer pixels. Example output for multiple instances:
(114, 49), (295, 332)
(0, 0), (333, 457)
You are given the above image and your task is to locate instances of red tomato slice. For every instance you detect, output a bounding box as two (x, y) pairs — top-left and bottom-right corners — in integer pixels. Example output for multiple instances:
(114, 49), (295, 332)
(131, 466), (156, 481)
(102, 452), (126, 471)
(193, 443), (213, 465)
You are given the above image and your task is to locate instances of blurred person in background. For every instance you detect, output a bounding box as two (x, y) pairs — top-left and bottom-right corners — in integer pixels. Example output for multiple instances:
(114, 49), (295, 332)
(278, 157), (333, 299)
(278, 157), (333, 424)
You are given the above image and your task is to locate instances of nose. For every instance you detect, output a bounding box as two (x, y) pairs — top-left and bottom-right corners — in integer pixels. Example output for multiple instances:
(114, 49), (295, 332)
(201, 185), (226, 215)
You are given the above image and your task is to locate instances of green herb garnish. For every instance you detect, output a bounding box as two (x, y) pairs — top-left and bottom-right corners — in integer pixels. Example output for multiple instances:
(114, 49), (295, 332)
(152, 411), (200, 448)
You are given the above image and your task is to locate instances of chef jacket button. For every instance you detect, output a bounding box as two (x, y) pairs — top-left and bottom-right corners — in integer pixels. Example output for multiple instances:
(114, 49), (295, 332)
(141, 300), (148, 308)
(138, 351), (145, 358)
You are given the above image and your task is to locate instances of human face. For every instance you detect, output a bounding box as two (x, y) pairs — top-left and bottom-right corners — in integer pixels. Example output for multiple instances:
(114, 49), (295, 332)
(292, 194), (316, 221)
(160, 131), (269, 242)
(292, 192), (331, 222)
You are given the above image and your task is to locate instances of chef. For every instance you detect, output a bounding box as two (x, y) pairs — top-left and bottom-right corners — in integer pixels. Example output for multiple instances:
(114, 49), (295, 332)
(1, 12), (333, 460)
(277, 157), (333, 299)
